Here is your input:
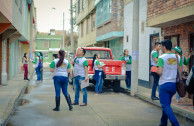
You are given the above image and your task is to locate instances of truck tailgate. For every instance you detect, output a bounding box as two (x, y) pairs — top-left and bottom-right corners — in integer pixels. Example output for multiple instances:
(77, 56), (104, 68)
(87, 59), (126, 75)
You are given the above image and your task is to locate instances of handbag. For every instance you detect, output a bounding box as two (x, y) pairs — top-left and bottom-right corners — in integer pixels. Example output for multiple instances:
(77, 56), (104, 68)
(151, 66), (158, 73)
(176, 55), (186, 97)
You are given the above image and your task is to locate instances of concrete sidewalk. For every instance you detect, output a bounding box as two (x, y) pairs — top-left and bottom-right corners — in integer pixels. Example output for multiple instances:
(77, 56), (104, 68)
(121, 82), (194, 121)
(0, 72), (34, 126)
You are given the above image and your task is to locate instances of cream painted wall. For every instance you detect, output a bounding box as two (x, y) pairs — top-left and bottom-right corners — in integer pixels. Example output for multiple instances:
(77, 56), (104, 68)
(138, 0), (161, 82)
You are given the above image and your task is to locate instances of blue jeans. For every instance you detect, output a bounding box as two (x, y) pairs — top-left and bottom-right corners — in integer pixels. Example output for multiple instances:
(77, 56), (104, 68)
(151, 72), (160, 98)
(36, 67), (41, 81)
(53, 76), (69, 97)
(74, 76), (87, 104)
(95, 70), (103, 92)
(125, 71), (131, 88)
(159, 82), (180, 126)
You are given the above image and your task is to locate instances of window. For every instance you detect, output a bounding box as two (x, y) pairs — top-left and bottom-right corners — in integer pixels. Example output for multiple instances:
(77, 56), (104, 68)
(96, 0), (111, 26)
(78, 0), (80, 14)
(91, 13), (96, 32)
(103, 0), (111, 22)
(84, 50), (111, 59)
(42, 41), (49, 48)
(86, 17), (89, 34)
(81, 22), (84, 37)
(82, 0), (84, 9)
(165, 35), (180, 48)
(96, 1), (103, 26)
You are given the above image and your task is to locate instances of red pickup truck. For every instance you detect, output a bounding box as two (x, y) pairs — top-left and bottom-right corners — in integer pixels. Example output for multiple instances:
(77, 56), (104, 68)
(70, 47), (126, 92)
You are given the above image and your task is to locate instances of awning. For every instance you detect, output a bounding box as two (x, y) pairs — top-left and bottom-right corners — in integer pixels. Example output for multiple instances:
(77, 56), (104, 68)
(20, 41), (29, 44)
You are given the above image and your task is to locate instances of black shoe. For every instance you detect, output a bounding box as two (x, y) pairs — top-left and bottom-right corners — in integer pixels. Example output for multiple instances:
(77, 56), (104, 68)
(151, 97), (159, 100)
(65, 94), (73, 111)
(53, 97), (60, 111)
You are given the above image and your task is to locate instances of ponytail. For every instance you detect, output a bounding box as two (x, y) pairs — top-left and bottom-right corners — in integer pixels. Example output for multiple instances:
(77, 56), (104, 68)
(56, 50), (65, 68)
(92, 54), (97, 69)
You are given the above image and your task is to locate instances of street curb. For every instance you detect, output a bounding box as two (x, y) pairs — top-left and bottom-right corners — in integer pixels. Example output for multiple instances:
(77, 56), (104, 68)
(0, 71), (35, 126)
(120, 87), (194, 121)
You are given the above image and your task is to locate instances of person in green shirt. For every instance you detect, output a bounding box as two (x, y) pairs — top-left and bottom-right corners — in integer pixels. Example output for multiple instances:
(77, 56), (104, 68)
(39, 52), (44, 82)
(118, 49), (132, 90)
(173, 46), (191, 103)
(32, 52), (42, 82)
(92, 54), (105, 94)
(49, 50), (73, 111)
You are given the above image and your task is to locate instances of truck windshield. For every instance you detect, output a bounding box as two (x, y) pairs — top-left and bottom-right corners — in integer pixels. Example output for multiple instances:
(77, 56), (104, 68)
(85, 50), (111, 59)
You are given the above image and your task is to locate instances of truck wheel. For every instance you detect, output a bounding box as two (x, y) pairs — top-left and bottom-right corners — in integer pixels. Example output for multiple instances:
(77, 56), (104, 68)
(103, 80), (111, 88)
(113, 80), (120, 92)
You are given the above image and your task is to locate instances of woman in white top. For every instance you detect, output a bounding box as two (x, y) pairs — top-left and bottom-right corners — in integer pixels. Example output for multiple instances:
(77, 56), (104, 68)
(92, 54), (105, 94)
(23, 53), (29, 81)
(50, 50), (73, 111)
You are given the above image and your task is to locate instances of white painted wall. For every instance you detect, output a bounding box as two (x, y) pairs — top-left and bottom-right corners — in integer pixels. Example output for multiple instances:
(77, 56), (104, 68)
(123, 1), (133, 56)
(138, 0), (161, 82)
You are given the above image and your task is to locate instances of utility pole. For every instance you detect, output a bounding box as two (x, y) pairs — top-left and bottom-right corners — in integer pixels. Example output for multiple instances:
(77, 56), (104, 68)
(70, 0), (74, 54)
(63, 12), (65, 50)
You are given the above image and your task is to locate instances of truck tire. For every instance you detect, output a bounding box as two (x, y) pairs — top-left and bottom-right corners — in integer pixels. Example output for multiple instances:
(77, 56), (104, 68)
(103, 80), (111, 88)
(113, 80), (120, 92)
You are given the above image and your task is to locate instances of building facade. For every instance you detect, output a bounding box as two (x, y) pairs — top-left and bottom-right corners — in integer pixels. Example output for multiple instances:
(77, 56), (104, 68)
(147, 0), (194, 72)
(76, 0), (97, 47)
(35, 30), (62, 63)
(95, 0), (124, 60)
(0, 0), (36, 85)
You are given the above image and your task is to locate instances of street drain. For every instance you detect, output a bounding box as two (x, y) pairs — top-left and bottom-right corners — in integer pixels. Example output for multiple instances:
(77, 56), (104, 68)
(18, 99), (30, 106)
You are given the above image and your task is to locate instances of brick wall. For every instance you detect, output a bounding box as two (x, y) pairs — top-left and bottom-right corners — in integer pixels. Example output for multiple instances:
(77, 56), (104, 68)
(97, 0), (124, 37)
(162, 21), (194, 72)
(147, 0), (194, 18)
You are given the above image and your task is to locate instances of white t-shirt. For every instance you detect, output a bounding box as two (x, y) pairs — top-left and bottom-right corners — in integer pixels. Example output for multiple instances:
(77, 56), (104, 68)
(49, 59), (71, 77)
(151, 50), (159, 66)
(125, 56), (131, 71)
(74, 57), (88, 77)
(157, 53), (183, 85)
(94, 59), (102, 71)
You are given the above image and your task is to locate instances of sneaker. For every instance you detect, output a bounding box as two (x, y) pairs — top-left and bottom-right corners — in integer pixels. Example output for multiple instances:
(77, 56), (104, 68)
(95, 92), (99, 95)
(151, 97), (159, 100)
(98, 91), (104, 94)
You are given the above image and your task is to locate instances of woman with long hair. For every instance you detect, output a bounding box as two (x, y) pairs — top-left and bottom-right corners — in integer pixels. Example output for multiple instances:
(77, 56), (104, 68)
(49, 50), (73, 111)
(118, 49), (132, 90)
(92, 54), (105, 94)
(23, 53), (29, 80)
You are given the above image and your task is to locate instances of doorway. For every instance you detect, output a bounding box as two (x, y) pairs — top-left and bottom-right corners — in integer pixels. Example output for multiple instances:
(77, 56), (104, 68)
(149, 33), (160, 89)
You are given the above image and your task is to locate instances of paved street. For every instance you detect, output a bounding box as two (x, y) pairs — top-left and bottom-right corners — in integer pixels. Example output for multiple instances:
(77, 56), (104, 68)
(7, 69), (194, 126)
